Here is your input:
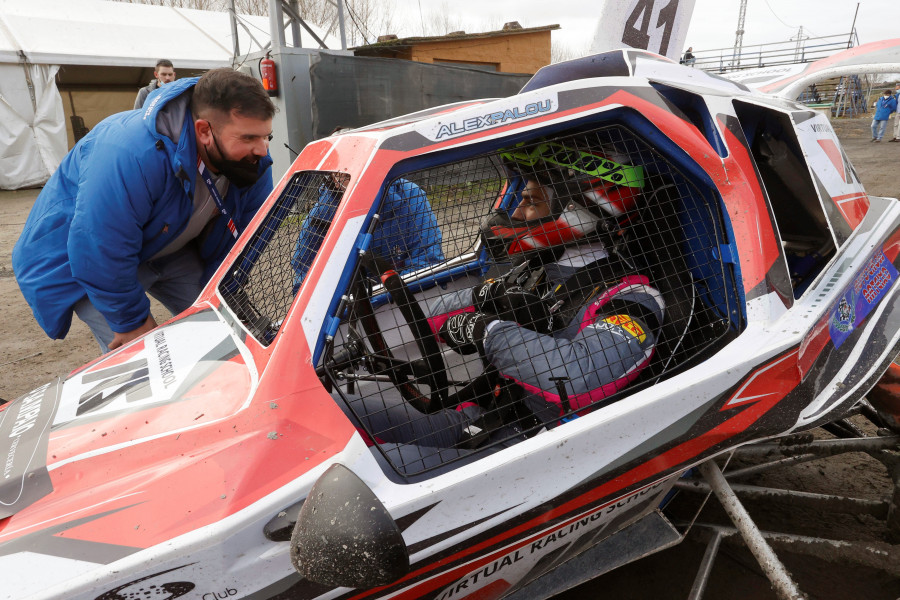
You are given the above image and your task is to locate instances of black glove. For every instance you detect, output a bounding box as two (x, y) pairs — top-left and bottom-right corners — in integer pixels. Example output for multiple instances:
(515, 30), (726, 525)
(471, 279), (508, 314)
(499, 287), (554, 333)
(471, 281), (554, 334)
(439, 312), (492, 355)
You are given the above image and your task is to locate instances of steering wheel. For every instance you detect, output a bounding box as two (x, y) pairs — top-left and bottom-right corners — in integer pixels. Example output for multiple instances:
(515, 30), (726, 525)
(332, 267), (450, 414)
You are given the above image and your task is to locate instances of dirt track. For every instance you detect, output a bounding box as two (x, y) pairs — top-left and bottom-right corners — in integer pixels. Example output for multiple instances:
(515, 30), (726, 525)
(1, 115), (899, 599)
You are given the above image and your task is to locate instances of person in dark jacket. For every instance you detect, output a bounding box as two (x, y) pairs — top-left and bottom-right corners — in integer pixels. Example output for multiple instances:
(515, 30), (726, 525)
(13, 68), (275, 353)
(134, 59), (176, 110)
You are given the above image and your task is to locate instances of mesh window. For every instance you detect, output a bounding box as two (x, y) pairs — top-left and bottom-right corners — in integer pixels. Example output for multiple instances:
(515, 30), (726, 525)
(323, 124), (739, 477)
(219, 172), (349, 343)
(414, 157), (506, 263)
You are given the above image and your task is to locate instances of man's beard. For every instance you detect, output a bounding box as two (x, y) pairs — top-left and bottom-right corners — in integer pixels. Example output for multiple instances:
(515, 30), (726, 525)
(208, 132), (263, 188)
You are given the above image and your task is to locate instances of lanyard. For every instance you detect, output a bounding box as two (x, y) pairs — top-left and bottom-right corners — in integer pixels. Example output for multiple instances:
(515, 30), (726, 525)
(198, 157), (238, 239)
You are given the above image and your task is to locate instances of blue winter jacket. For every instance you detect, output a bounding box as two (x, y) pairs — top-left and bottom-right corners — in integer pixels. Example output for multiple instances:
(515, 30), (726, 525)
(13, 77), (274, 339)
(874, 94), (897, 120)
(290, 178), (445, 286)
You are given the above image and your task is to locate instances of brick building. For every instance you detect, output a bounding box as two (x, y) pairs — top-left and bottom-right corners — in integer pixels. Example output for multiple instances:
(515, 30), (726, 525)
(353, 22), (560, 75)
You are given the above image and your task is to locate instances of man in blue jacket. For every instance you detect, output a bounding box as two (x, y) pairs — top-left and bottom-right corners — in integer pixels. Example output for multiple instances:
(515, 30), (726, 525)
(13, 68), (275, 353)
(290, 175), (444, 288)
(872, 88), (897, 142)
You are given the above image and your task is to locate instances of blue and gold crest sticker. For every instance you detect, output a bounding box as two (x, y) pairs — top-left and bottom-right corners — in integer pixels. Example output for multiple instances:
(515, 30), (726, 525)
(829, 246), (898, 348)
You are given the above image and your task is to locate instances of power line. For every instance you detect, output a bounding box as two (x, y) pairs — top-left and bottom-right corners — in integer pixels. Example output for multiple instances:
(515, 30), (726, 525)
(762, 0), (796, 30)
(343, 2), (372, 45)
(762, 0), (821, 43)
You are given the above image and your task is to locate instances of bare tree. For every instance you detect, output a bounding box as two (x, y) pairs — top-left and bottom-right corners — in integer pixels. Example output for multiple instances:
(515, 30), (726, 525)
(111, 0), (222, 8)
(111, 0), (401, 48)
(416, 2), (503, 37)
(328, 0), (396, 46)
(232, 0), (267, 17)
(551, 39), (588, 64)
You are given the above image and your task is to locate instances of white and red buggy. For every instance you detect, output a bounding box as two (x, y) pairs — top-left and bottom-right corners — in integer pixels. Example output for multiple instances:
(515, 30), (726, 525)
(3, 48), (900, 600)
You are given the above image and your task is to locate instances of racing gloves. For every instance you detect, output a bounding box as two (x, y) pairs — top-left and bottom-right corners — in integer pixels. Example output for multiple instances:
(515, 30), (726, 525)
(440, 291), (555, 355)
(471, 281), (554, 334)
(439, 312), (492, 355)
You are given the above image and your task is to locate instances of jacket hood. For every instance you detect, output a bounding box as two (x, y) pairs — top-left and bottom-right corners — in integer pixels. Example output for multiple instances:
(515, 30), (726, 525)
(138, 77), (198, 136)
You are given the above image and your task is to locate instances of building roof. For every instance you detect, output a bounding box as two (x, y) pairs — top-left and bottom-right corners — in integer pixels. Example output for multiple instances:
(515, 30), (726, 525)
(353, 24), (560, 52)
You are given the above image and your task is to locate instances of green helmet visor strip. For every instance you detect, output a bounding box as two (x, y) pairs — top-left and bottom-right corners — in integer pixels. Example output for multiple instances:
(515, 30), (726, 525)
(500, 142), (646, 189)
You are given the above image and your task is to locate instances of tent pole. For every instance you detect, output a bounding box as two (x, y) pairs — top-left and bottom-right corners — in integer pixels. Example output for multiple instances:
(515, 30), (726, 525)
(336, 0), (347, 51)
(268, 0), (286, 50)
(228, 0), (240, 59)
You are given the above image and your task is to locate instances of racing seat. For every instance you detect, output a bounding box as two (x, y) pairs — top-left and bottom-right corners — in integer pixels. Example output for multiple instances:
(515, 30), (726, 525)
(621, 182), (702, 384)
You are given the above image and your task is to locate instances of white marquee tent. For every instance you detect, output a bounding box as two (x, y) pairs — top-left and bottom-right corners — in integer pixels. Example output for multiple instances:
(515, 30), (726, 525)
(0, 0), (335, 190)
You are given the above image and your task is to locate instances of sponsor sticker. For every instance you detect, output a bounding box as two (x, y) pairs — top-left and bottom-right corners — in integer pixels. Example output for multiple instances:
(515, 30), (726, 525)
(95, 564), (196, 600)
(435, 482), (668, 600)
(419, 93), (559, 142)
(829, 246), (898, 348)
(0, 381), (60, 518)
(602, 314), (646, 342)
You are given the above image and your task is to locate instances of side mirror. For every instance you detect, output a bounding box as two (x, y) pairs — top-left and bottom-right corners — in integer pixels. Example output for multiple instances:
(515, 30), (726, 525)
(290, 464), (410, 589)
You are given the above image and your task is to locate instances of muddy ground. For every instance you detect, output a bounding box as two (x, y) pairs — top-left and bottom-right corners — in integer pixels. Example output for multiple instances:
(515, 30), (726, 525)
(1, 115), (899, 599)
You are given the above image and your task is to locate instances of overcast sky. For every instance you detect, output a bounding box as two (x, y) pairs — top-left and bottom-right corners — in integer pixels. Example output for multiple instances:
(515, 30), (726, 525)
(390, 0), (891, 55)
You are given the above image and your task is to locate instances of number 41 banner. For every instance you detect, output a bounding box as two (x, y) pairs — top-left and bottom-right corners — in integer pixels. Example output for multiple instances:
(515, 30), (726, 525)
(589, 0), (697, 62)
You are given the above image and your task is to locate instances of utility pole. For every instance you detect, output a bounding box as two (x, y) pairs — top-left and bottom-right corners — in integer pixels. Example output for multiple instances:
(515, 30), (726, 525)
(791, 25), (808, 62)
(848, 2), (860, 48)
(733, 0), (747, 68)
(336, 0), (348, 51)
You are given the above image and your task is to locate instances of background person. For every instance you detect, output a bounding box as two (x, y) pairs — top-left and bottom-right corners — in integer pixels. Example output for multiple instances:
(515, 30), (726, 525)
(891, 83), (900, 142)
(135, 59), (177, 110)
(871, 89), (897, 142)
(14, 68), (275, 354)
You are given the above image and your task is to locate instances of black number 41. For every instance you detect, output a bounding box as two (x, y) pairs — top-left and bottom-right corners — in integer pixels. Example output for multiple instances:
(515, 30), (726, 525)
(622, 0), (679, 56)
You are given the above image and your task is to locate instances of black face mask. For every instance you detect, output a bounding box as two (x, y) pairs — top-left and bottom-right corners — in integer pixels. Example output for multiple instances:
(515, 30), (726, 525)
(208, 129), (263, 188)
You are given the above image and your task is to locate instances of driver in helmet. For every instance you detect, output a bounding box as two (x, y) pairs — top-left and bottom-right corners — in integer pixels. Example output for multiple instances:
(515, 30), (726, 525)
(427, 169), (665, 426)
(342, 149), (665, 462)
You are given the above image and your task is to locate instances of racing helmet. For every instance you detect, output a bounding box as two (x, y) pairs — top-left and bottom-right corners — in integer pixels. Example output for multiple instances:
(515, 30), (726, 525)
(481, 142), (645, 262)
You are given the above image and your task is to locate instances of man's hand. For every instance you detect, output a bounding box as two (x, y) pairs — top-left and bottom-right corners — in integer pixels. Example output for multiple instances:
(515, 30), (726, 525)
(471, 280), (508, 314)
(108, 315), (158, 351)
(439, 312), (491, 355)
(498, 288), (554, 333)
(472, 280), (554, 333)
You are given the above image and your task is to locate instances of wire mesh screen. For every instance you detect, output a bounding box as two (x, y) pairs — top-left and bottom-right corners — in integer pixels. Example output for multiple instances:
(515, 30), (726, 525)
(325, 124), (736, 476)
(219, 172), (348, 343)
(323, 124), (738, 477)
(409, 157), (506, 262)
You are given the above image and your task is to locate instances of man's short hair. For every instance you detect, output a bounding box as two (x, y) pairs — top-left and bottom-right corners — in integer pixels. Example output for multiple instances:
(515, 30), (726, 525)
(156, 59), (174, 69)
(191, 67), (276, 122)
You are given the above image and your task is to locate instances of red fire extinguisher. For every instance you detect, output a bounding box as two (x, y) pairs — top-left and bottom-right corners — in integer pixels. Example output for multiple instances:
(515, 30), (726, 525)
(260, 52), (278, 97)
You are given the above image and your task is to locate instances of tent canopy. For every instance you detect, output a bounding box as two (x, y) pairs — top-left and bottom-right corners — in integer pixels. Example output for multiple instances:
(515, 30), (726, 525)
(0, 0), (339, 189)
(0, 0), (338, 69)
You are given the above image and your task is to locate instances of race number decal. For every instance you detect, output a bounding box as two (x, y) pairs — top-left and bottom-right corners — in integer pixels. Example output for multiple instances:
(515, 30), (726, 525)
(623, 0), (680, 56)
(591, 0), (696, 61)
